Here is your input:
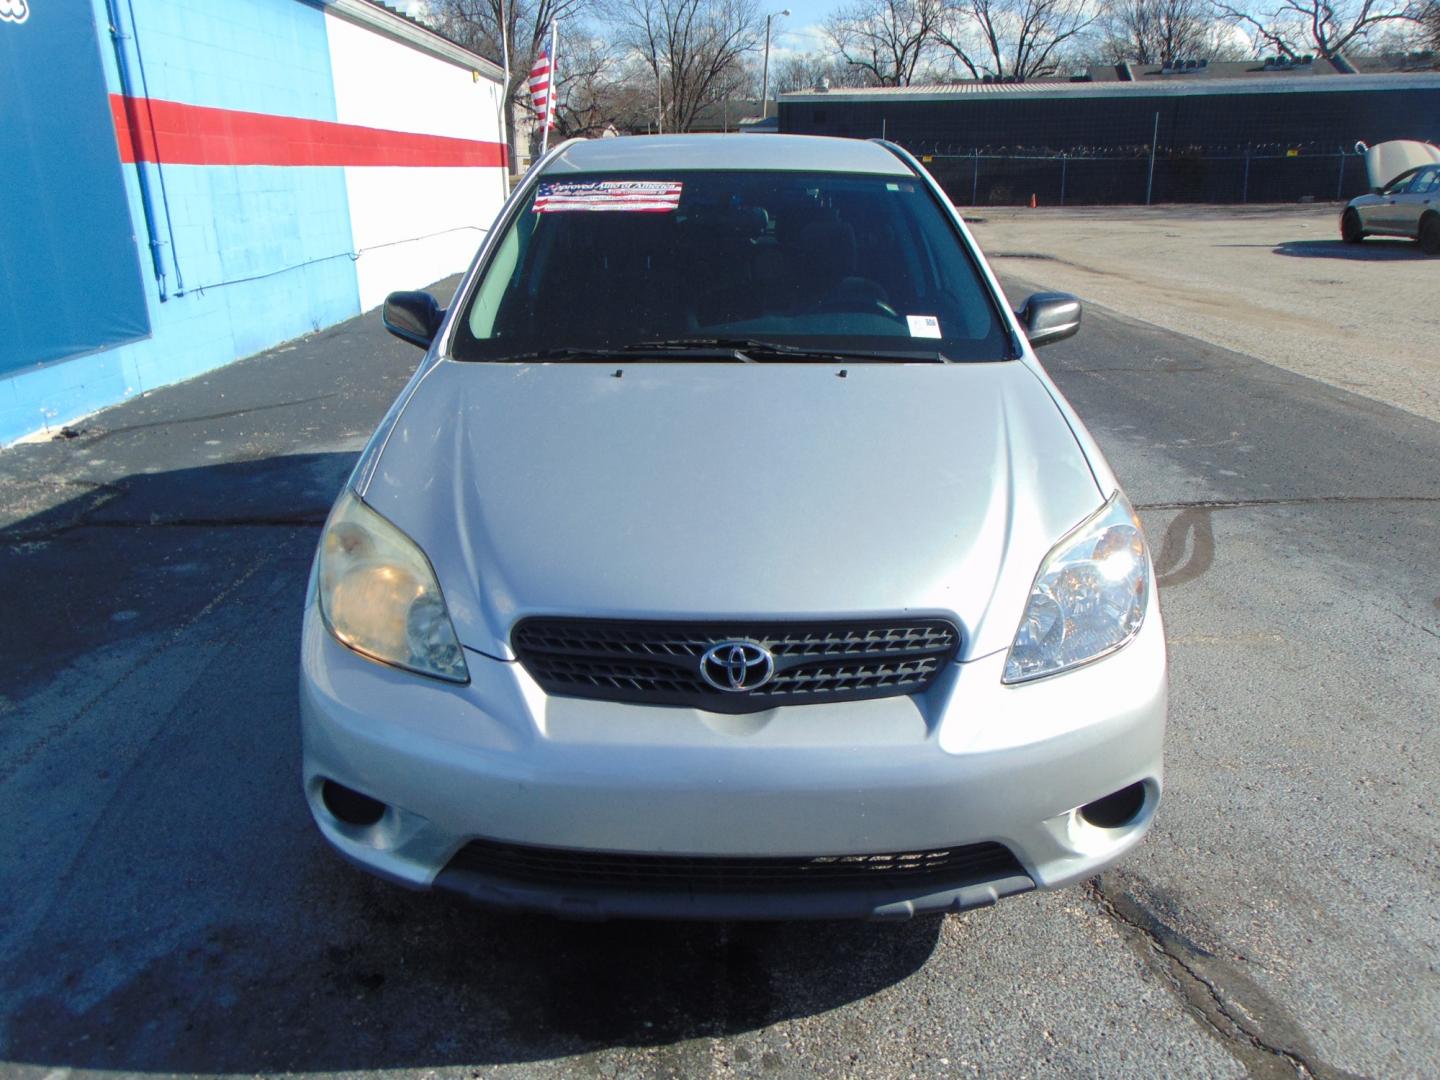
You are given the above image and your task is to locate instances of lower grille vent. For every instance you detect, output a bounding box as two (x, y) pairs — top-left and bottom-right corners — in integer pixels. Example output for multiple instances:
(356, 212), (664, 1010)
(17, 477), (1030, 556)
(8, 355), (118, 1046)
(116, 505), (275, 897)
(446, 838), (1024, 893)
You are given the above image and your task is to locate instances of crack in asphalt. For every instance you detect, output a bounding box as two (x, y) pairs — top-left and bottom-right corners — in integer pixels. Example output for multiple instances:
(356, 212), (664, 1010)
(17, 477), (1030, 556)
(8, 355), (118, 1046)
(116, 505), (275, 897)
(5, 515), (327, 542)
(3, 474), (344, 542)
(70, 392), (341, 444)
(0, 479), (129, 536)
(1137, 495), (1440, 511)
(1065, 364), (1218, 373)
(1387, 609), (1440, 643)
(1087, 873), (1368, 1080)
(1145, 495), (1440, 590)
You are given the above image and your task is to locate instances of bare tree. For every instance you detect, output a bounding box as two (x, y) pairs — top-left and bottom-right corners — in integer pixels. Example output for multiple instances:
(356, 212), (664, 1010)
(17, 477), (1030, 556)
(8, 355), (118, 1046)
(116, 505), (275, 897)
(772, 51), (879, 91)
(823, 0), (945, 86)
(937, 0), (1096, 80)
(606, 0), (764, 133)
(1210, 0), (1424, 59)
(1094, 0), (1218, 63)
(1426, 0), (1440, 46)
(550, 33), (640, 136)
(429, 0), (591, 161)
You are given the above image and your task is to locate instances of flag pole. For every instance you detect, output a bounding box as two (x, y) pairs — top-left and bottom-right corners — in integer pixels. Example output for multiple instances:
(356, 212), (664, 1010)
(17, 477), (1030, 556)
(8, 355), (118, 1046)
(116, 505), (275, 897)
(498, 0), (511, 193)
(539, 18), (557, 157)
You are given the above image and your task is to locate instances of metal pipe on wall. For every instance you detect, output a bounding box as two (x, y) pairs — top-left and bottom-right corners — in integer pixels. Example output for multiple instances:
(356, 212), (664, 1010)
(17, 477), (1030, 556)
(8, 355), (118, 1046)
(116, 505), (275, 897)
(103, 0), (168, 300)
(120, 0), (186, 294)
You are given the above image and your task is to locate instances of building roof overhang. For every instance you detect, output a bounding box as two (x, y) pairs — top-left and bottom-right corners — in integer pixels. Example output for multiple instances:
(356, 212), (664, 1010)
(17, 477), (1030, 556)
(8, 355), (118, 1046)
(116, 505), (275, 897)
(320, 0), (505, 83)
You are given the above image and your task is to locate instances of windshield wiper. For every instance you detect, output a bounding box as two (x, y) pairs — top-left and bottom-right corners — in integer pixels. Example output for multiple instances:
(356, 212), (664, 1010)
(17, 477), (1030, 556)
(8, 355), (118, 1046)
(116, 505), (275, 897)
(496, 344), (750, 363)
(626, 337), (804, 356)
(494, 340), (950, 364)
(493, 348), (609, 362)
(627, 338), (951, 364)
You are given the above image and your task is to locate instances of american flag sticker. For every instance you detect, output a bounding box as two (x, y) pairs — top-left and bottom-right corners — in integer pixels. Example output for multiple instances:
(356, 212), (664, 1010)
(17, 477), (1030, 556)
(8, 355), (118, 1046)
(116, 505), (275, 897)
(532, 180), (684, 214)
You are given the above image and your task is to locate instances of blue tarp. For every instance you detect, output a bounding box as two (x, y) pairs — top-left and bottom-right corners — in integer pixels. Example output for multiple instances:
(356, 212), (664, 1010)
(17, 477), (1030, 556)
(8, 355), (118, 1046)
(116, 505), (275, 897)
(0, 0), (150, 377)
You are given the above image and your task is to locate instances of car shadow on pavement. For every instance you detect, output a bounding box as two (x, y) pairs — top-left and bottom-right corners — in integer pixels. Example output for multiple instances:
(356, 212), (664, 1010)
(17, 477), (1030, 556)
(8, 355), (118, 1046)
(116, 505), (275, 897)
(1272, 238), (1425, 259)
(1, 454), (943, 1074)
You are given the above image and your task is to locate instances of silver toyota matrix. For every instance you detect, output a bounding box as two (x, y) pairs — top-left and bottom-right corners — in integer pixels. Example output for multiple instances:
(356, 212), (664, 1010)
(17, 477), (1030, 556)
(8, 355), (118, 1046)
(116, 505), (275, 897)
(300, 135), (1167, 920)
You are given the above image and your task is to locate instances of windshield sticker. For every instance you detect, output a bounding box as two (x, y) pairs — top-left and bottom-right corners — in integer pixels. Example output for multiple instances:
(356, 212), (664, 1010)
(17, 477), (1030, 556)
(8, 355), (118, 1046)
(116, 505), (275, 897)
(533, 181), (683, 214)
(907, 314), (942, 339)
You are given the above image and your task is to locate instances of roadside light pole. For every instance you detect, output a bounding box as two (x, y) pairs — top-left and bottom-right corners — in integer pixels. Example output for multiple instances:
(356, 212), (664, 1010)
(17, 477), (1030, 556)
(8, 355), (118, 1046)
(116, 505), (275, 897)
(760, 9), (790, 121)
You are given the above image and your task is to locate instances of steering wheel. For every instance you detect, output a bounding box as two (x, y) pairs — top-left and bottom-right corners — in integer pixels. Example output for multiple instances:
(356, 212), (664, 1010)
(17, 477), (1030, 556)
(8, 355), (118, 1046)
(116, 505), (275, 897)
(814, 289), (901, 320)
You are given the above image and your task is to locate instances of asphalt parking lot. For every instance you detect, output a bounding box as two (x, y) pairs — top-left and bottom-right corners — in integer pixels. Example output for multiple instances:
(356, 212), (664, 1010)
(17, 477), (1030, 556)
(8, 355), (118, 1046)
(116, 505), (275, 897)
(971, 204), (1440, 423)
(2, 234), (1438, 1077)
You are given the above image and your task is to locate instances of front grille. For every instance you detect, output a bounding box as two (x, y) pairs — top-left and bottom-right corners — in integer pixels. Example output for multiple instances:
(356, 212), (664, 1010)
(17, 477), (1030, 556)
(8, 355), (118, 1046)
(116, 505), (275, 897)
(445, 837), (1024, 893)
(511, 617), (960, 713)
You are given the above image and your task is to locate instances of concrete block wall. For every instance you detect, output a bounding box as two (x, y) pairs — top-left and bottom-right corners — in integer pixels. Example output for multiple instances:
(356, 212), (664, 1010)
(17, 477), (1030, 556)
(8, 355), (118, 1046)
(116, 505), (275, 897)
(325, 11), (508, 310)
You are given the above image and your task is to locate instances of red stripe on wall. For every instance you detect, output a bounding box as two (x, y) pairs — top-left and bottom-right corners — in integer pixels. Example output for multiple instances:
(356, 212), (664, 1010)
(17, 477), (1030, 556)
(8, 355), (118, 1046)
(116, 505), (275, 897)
(110, 94), (508, 168)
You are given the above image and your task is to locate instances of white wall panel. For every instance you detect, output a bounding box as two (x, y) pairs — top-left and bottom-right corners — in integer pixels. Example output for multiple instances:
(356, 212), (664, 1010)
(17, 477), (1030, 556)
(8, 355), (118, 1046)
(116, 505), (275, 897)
(325, 11), (507, 309)
(342, 166), (497, 309)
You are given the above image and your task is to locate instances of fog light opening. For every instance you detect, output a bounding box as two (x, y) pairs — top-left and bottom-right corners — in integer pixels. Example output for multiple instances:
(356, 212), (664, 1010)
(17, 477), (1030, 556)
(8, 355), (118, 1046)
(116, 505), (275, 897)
(1079, 782), (1147, 830)
(321, 780), (387, 827)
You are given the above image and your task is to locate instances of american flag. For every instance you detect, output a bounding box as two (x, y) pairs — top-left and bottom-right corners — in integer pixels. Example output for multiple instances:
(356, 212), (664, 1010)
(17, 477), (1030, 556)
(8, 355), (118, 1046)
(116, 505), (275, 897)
(529, 42), (556, 129)
(533, 181), (684, 213)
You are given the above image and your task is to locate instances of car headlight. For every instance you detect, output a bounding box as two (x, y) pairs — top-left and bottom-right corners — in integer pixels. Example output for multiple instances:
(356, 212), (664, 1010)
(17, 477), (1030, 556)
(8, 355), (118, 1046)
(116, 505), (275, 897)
(316, 491), (469, 683)
(1003, 491), (1150, 684)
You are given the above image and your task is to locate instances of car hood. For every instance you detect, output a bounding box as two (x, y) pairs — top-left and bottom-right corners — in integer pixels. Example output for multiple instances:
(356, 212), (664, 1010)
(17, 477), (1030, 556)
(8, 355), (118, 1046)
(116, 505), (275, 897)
(361, 360), (1103, 662)
(1364, 139), (1440, 190)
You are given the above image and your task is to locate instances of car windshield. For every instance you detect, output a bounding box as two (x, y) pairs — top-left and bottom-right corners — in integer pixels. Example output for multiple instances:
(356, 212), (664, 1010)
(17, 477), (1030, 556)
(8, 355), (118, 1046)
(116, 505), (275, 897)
(450, 169), (1011, 363)
(1382, 169), (1419, 195)
(1407, 168), (1439, 195)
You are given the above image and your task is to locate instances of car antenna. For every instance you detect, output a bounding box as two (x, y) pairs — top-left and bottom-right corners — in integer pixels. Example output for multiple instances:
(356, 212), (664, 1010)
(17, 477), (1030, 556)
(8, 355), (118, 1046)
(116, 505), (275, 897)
(612, 368), (623, 378)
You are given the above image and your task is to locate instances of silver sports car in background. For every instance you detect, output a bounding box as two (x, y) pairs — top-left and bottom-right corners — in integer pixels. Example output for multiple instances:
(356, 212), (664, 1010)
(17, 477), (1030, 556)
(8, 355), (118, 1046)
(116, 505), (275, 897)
(1342, 139), (1440, 254)
(299, 134), (1167, 920)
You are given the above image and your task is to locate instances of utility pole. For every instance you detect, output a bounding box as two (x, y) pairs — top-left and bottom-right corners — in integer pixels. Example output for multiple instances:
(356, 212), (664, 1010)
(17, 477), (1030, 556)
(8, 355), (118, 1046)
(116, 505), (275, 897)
(760, 9), (789, 121)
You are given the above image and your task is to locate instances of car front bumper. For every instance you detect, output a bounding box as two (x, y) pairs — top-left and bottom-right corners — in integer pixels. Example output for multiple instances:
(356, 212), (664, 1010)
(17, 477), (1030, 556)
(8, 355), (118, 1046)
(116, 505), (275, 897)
(300, 602), (1166, 920)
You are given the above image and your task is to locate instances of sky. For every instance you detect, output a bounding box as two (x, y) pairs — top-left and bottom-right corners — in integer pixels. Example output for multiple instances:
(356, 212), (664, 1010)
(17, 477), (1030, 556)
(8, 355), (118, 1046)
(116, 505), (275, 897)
(761, 2), (836, 63)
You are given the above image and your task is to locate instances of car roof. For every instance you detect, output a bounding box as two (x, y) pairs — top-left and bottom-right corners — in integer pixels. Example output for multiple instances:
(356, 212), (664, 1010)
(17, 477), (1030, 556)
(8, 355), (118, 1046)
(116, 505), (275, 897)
(542, 134), (915, 178)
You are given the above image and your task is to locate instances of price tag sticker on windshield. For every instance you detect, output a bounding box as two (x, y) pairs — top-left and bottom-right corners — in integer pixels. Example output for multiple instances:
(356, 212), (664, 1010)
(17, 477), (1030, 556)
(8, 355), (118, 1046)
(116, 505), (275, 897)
(907, 315), (942, 339)
(533, 181), (683, 213)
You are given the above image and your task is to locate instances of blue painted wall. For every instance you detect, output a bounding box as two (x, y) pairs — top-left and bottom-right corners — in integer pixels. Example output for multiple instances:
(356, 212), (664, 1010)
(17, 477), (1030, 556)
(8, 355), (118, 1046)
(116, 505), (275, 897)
(0, 0), (360, 444)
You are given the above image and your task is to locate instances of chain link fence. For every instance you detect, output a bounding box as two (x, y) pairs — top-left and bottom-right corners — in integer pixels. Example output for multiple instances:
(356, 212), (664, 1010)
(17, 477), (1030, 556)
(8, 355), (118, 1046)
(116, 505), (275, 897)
(780, 86), (1432, 207)
(920, 148), (1369, 207)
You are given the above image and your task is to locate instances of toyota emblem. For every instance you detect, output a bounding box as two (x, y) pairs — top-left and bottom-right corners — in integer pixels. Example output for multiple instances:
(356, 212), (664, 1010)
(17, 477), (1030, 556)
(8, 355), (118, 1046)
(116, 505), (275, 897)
(698, 640), (776, 692)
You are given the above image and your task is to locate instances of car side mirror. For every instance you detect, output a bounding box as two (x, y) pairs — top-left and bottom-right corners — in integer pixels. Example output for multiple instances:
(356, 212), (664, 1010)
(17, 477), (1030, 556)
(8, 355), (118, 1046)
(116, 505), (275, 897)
(382, 290), (444, 349)
(1018, 292), (1082, 349)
